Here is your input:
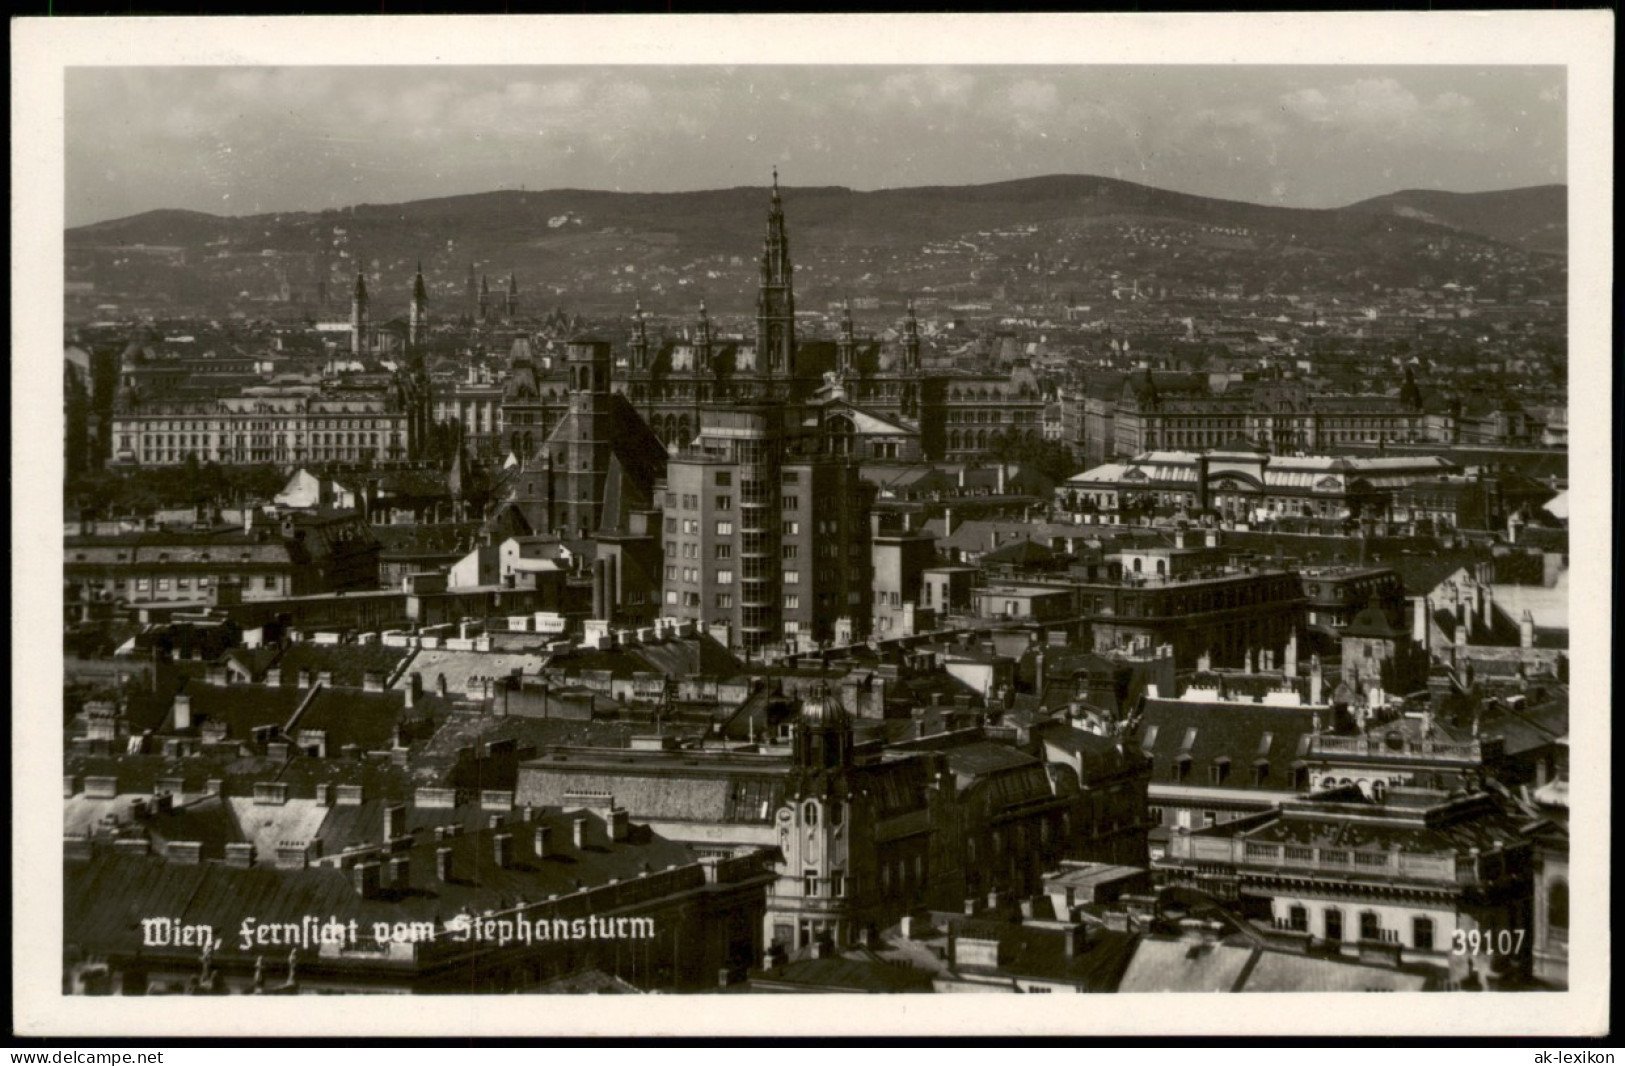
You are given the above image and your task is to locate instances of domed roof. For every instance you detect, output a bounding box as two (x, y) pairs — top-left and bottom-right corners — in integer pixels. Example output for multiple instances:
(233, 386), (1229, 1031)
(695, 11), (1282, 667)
(1344, 604), (1404, 639)
(800, 686), (850, 730)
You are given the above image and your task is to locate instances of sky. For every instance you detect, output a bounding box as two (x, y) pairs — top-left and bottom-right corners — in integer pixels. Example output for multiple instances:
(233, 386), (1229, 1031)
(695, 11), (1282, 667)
(65, 65), (1566, 227)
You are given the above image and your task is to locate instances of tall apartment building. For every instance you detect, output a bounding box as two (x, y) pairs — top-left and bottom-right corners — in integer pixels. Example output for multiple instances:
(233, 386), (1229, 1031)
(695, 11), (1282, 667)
(662, 404), (875, 654)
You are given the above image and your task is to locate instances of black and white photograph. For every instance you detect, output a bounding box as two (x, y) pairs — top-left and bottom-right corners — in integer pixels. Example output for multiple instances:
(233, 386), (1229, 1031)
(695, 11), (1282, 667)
(12, 12), (1612, 1039)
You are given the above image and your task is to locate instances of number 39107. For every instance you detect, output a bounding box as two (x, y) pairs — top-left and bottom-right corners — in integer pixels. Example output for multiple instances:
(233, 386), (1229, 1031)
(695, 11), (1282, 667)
(1451, 928), (1527, 956)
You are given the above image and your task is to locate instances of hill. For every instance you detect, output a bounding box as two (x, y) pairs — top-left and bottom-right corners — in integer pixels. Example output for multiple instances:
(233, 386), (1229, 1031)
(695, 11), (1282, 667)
(66, 175), (1567, 313)
(1342, 186), (1567, 254)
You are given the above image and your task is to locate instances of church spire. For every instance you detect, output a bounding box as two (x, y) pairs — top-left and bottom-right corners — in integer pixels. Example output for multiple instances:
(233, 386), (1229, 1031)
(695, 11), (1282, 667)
(350, 269), (369, 356)
(409, 261), (428, 348)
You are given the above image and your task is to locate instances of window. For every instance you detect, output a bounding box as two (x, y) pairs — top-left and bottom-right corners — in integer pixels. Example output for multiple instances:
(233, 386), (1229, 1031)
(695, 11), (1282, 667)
(715, 521), (733, 536)
(665, 517), (677, 534)
(717, 570), (733, 585)
(1549, 881), (1569, 931)
(1412, 917), (1435, 951)
(665, 590), (678, 605)
(803, 801), (818, 826)
(714, 544), (733, 559)
(1289, 905), (1309, 932)
(157, 579), (171, 592)
(714, 593), (733, 609)
(784, 594), (800, 610)
(783, 521), (800, 536)
(785, 571), (800, 584)
(714, 472), (732, 487)
(1209, 760), (1230, 785)
(782, 544), (798, 559)
(665, 565), (677, 581)
(666, 540), (677, 556)
(1359, 911), (1382, 942)
(830, 872), (844, 898)
(1174, 756), (1192, 782)
(781, 496), (799, 510)
(1324, 908), (1343, 942)
(1146, 806), (1164, 825)
(715, 496), (732, 510)
(1202, 811), (1217, 828)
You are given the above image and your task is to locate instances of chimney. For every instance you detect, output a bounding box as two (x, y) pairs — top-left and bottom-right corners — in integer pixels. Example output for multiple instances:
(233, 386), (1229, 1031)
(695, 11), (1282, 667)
(1310, 656), (1323, 705)
(1064, 924), (1088, 958)
(436, 846), (454, 881)
(353, 861), (382, 899)
(493, 833), (514, 868)
(264, 667), (282, 688)
(1174, 529), (1186, 549)
(317, 670), (334, 687)
(943, 508), (955, 536)
(534, 825), (553, 859)
(363, 671), (385, 693)
(1483, 586), (1496, 631)
(224, 843), (256, 869)
(384, 803), (408, 841)
(172, 694), (192, 732)
(388, 855), (411, 891)
(1520, 610), (1535, 649)
(607, 807), (630, 843)
(297, 669), (312, 689)
(1413, 596), (1428, 645)
(572, 816), (588, 850)
(1284, 631), (1298, 677)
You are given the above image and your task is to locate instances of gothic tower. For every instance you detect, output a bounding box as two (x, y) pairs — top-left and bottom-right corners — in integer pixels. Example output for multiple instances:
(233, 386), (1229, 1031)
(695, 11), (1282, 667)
(902, 300), (921, 374)
(505, 272), (519, 319)
(695, 300), (714, 374)
(478, 274), (491, 323)
(350, 270), (369, 356)
(630, 301), (651, 372)
(756, 168), (795, 377)
(464, 262), (478, 323)
(408, 262), (428, 349)
(836, 300), (856, 376)
(559, 340), (615, 538)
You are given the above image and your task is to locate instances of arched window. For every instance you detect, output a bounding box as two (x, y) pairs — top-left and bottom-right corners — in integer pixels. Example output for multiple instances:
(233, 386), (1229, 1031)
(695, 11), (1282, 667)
(1288, 905), (1308, 932)
(802, 800), (818, 827)
(1549, 880), (1569, 930)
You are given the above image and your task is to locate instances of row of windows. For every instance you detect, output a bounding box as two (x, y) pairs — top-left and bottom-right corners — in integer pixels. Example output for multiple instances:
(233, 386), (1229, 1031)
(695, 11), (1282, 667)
(1282, 905), (1433, 950)
(126, 418), (395, 432)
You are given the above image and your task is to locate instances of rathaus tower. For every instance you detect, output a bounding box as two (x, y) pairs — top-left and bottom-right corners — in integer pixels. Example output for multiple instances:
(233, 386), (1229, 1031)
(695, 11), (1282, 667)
(756, 167), (796, 378)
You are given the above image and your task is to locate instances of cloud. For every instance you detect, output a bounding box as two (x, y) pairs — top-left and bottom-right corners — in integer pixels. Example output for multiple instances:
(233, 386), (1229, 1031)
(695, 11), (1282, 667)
(866, 69), (980, 110)
(1277, 77), (1490, 146)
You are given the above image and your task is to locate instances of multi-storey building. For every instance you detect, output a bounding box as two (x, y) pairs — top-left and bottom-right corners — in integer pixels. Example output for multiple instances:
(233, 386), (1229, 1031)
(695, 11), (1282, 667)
(1060, 446), (1460, 525)
(661, 404), (874, 653)
(64, 510), (380, 607)
(111, 389), (417, 467)
(1108, 370), (1430, 458)
(1158, 786), (1536, 984)
(108, 271), (433, 467)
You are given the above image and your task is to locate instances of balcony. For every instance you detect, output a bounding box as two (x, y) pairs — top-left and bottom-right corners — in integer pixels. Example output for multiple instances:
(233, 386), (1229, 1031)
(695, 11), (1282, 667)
(1169, 834), (1462, 884)
(1308, 733), (1487, 763)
